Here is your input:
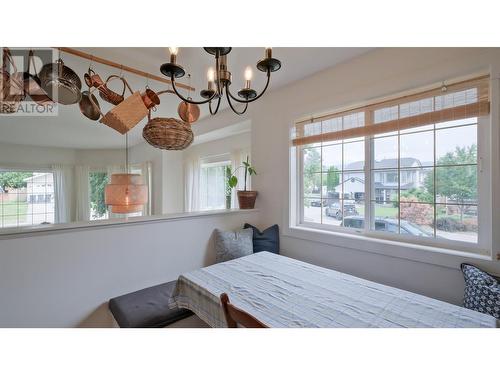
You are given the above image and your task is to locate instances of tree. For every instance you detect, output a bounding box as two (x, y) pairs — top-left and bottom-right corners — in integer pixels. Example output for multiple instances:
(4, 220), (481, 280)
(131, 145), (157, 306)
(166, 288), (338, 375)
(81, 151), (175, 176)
(401, 187), (433, 204)
(303, 148), (321, 195)
(0, 172), (32, 191)
(425, 145), (477, 220)
(89, 172), (109, 218)
(326, 166), (340, 193)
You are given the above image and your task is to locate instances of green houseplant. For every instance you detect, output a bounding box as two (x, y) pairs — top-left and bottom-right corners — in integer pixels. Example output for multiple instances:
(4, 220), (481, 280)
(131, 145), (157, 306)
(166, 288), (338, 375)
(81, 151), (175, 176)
(227, 156), (257, 209)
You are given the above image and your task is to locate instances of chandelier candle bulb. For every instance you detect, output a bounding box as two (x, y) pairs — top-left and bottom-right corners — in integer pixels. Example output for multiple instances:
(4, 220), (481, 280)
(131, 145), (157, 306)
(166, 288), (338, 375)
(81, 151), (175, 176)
(207, 67), (215, 90)
(169, 47), (178, 64)
(244, 67), (253, 88)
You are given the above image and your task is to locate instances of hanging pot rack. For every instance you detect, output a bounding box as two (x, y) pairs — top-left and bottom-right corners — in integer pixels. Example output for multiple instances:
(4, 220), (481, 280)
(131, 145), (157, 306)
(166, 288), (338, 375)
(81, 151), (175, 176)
(56, 47), (195, 92)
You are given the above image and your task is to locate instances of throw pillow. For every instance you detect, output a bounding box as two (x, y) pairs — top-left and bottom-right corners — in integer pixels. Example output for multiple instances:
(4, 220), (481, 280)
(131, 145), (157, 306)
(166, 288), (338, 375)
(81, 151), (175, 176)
(461, 263), (500, 319)
(214, 228), (253, 263)
(243, 223), (279, 254)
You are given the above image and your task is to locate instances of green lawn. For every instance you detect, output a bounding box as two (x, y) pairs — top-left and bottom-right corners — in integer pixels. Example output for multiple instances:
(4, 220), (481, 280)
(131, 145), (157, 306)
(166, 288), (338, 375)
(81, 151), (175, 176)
(355, 204), (397, 218)
(1, 201), (28, 225)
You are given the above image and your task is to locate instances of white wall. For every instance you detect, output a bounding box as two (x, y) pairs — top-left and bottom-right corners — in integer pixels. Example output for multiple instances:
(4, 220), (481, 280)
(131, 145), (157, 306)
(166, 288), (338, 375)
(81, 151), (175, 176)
(0, 210), (260, 327)
(193, 47), (500, 305)
(0, 142), (77, 167)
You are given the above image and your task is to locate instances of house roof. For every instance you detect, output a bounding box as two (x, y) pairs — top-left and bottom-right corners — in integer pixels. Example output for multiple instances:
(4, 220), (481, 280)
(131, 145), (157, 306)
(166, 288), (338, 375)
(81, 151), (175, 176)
(346, 158), (422, 170)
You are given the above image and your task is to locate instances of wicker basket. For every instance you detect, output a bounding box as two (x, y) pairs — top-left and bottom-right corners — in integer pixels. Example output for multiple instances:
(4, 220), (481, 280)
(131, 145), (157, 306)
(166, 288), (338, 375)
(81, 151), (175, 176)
(99, 91), (148, 134)
(0, 48), (25, 114)
(143, 114), (194, 150)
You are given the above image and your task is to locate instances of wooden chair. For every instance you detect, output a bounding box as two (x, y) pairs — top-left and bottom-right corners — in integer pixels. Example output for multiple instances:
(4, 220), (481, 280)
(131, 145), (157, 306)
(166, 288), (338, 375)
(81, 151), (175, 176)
(220, 293), (268, 328)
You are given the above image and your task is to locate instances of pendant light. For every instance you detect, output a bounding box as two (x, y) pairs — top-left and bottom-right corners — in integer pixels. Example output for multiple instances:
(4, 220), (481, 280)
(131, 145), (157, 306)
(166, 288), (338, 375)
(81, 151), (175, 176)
(105, 134), (148, 214)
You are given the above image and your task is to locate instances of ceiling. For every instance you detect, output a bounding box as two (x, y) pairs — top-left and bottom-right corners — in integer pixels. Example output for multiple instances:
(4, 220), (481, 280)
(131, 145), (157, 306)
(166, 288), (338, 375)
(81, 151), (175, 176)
(0, 47), (373, 149)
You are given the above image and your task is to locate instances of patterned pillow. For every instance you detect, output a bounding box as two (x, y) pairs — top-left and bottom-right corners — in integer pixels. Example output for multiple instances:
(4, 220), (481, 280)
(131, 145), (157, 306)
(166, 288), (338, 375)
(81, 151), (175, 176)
(214, 228), (253, 263)
(461, 263), (500, 319)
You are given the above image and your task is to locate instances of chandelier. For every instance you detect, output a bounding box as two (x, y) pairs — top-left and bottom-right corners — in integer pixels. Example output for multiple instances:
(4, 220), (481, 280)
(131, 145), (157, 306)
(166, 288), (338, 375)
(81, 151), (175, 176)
(160, 47), (282, 115)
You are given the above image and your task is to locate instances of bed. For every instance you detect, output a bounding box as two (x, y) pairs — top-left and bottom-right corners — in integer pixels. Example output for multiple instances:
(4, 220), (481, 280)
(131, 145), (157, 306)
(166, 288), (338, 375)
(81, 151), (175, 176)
(169, 252), (498, 328)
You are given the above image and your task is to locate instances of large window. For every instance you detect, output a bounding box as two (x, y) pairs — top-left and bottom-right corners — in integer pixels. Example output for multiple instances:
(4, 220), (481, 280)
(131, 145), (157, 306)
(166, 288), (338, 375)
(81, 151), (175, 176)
(292, 75), (490, 253)
(199, 160), (231, 211)
(0, 170), (55, 228)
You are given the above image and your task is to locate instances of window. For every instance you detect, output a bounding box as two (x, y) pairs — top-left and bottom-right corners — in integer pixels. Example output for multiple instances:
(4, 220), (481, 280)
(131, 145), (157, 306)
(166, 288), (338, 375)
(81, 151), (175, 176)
(199, 160), (231, 211)
(0, 170), (55, 228)
(292, 75), (490, 253)
(89, 171), (109, 220)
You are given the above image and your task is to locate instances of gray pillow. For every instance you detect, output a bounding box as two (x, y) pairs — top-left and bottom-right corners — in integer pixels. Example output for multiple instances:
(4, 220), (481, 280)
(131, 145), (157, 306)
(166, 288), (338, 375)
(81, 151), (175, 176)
(215, 228), (253, 263)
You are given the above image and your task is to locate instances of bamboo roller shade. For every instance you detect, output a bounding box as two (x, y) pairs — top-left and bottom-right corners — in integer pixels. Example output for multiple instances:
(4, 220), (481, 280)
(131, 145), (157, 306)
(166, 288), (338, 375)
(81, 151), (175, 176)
(292, 75), (490, 146)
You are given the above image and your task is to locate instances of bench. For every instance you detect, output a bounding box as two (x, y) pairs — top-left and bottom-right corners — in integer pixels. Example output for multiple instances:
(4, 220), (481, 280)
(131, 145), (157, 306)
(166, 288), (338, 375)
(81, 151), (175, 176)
(109, 280), (193, 328)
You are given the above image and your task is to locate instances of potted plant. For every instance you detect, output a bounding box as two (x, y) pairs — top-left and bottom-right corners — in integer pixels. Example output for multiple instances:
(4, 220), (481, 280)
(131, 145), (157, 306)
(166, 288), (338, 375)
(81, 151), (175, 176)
(227, 156), (257, 209)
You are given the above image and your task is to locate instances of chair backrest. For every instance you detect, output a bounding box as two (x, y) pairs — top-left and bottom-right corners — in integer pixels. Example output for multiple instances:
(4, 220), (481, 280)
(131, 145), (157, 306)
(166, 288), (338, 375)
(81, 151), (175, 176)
(220, 293), (268, 328)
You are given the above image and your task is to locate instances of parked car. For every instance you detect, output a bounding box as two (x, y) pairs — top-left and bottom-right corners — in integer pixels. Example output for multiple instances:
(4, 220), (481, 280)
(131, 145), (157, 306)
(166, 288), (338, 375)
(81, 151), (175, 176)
(310, 199), (323, 207)
(325, 201), (358, 220)
(343, 216), (433, 237)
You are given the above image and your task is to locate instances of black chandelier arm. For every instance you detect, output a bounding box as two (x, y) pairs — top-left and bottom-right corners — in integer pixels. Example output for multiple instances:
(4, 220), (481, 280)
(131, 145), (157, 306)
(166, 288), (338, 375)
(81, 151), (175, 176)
(209, 95), (222, 115)
(170, 76), (217, 105)
(225, 88), (249, 115)
(226, 70), (271, 104)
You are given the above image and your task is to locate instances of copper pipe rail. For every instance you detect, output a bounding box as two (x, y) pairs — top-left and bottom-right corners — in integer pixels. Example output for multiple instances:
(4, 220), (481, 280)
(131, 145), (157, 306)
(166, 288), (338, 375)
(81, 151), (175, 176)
(56, 47), (194, 91)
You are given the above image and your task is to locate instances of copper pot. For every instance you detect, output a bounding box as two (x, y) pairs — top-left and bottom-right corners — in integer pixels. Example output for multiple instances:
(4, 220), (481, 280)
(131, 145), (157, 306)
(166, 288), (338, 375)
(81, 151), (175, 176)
(84, 68), (105, 88)
(177, 100), (200, 123)
(141, 88), (160, 109)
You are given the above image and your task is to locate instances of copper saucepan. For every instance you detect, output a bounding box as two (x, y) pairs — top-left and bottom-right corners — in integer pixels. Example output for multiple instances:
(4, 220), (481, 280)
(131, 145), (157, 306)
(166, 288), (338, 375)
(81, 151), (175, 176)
(141, 87), (160, 109)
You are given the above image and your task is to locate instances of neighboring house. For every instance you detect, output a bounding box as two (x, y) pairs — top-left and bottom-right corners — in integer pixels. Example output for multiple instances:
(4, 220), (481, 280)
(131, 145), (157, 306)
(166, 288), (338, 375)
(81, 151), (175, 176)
(24, 173), (54, 204)
(24, 173), (55, 224)
(335, 158), (428, 203)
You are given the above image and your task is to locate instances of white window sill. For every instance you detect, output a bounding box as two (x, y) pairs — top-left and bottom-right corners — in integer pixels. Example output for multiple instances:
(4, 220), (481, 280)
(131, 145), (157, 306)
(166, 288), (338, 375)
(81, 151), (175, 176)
(0, 209), (259, 239)
(284, 224), (495, 270)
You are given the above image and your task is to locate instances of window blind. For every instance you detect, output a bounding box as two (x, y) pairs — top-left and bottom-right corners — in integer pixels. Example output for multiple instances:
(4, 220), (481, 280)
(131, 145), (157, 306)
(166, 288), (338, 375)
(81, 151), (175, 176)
(292, 75), (490, 147)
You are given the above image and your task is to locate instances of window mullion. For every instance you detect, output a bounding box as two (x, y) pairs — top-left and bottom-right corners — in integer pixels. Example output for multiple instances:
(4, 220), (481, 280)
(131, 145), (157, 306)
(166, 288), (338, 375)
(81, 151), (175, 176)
(363, 134), (371, 235)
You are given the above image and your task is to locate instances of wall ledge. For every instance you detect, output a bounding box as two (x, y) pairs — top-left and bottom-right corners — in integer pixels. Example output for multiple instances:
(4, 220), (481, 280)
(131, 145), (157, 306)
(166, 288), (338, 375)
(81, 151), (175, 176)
(0, 209), (259, 240)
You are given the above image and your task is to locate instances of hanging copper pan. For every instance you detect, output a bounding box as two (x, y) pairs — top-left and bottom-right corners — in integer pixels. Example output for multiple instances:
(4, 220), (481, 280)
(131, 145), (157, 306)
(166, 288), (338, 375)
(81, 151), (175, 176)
(177, 99), (200, 123)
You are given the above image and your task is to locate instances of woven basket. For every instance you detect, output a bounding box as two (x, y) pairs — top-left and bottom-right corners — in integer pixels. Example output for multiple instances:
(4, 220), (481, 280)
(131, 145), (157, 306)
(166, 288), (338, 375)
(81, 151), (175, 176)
(143, 115), (193, 150)
(0, 48), (25, 114)
(99, 91), (148, 134)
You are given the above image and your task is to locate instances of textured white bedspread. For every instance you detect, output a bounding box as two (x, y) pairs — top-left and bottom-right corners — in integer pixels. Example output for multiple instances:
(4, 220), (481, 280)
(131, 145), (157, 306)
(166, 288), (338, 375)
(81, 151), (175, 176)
(170, 252), (498, 328)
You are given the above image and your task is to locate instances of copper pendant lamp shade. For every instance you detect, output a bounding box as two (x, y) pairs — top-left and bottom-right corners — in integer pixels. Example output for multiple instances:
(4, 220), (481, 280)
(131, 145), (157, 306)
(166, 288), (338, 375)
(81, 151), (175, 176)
(105, 173), (148, 214)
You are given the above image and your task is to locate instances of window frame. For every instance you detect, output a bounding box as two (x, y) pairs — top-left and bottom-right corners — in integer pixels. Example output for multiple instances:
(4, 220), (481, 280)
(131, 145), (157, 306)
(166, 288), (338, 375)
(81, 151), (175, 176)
(292, 115), (492, 256)
(0, 167), (56, 229)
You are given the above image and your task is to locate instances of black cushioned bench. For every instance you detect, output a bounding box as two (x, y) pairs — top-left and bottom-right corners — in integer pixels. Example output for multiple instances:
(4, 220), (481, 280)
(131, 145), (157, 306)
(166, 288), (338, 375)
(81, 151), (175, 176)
(109, 280), (193, 328)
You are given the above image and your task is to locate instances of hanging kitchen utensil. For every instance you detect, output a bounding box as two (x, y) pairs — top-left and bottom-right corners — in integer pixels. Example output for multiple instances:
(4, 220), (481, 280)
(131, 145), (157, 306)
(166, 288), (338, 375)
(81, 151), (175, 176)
(39, 58), (82, 105)
(141, 87), (160, 109)
(0, 48), (25, 113)
(83, 68), (104, 88)
(177, 100), (200, 123)
(79, 90), (101, 121)
(98, 74), (131, 105)
(23, 50), (53, 105)
(176, 74), (199, 123)
(96, 76), (148, 134)
(142, 89), (193, 150)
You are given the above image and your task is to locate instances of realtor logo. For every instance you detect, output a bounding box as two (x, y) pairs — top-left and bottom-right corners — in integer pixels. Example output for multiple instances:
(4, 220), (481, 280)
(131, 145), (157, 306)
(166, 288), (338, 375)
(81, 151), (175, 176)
(0, 47), (58, 116)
